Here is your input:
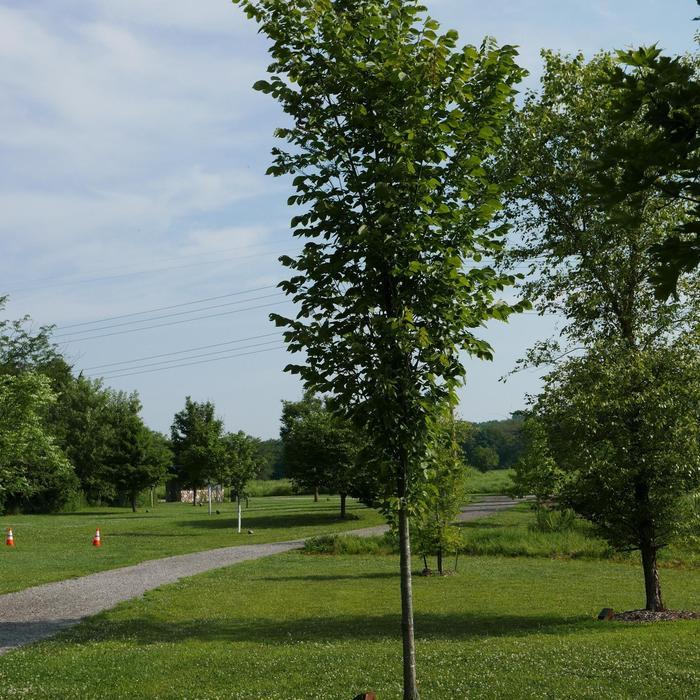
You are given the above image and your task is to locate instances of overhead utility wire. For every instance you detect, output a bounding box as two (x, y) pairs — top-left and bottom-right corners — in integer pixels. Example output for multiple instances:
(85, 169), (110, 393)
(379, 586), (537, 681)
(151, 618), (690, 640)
(7, 244), (299, 295)
(53, 292), (283, 337)
(8, 239), (289, 291)
(89, 345), (286, 380)
(60, 285), (279, 330)
(94, 339), (281, 377)
(82, 332), (281, 371)
(56, 300), (292, 343)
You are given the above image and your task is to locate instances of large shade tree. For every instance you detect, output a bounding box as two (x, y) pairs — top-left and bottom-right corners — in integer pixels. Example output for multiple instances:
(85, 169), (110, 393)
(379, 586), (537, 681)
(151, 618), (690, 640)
(504, 51), (700, 611)
(517, 344), (700, 611)
(280, 392), (365, 518)
(234, 1), (526, 695)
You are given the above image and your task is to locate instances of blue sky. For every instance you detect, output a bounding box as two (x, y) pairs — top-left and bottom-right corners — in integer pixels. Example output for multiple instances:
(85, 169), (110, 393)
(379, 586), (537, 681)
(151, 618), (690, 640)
(1, 1), (698, 438)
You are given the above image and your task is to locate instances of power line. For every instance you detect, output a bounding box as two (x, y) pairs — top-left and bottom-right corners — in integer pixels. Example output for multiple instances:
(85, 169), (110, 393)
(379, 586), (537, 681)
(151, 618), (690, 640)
(94, 339), (282, 377)
(54, 292), (284, 338)
(82, 332), (281, 371)
(90, 345), (287, 380)
(56, 300), (292, 343)
(6, 244), (299, 295)
(59, 285), (279, 330)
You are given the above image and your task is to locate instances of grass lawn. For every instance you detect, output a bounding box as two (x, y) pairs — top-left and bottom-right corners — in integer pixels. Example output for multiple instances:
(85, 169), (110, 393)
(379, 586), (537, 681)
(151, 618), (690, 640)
(0, 496), (383, 594)
(0, 551), (697, 699)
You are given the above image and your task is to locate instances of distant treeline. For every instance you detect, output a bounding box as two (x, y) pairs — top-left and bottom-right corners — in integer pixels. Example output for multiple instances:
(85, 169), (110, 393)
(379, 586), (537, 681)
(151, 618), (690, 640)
(258, 415), (525, 480)
(255, 439), (285, 480)
(458, 416), (525, 472)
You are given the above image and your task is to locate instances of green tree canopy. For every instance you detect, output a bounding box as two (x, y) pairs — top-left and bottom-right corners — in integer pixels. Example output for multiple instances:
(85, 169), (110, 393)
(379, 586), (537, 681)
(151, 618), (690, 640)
(280, 392), (367, 517)
(585, 39), (700, 297)
(516, 343), (700, 611)
(170, 397), (224, 504)
(0, 372), (74, 514)
(505, 50), (700, 612)
(502, 50), (695, 358)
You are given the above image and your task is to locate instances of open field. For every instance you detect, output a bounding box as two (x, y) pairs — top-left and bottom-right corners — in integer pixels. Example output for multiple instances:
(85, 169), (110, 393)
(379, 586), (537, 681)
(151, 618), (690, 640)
(468, 468), (514, 495)
(0, 496), (383, 594)
(0, 551), (697, 699)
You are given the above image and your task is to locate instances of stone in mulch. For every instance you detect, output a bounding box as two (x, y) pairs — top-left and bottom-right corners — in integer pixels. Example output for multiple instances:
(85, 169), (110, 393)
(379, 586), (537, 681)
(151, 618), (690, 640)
(613, 609), (699, 622)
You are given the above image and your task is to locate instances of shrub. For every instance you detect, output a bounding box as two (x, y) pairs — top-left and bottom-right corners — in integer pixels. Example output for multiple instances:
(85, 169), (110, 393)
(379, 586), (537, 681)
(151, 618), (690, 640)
(530, 506), (578, 533)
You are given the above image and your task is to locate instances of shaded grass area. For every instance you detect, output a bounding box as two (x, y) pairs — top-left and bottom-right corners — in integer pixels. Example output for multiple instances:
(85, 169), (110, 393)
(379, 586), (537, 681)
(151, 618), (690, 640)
(0, 553), (697, 699)
(0, 496), (383, 594)
(468, 468), (513, 495)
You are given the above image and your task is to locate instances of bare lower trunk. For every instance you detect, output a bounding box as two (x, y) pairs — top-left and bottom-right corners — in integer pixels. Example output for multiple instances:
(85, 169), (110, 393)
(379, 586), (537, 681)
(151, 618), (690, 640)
(208, 484), (212, 516)
(399, 504), (419, 700)
(193, 487), (197, 506)
(437, 548), (443, 576)
(130, 493), (137, 513)
(237, 495), (242, 534)
(641, 544), (664, 611)
(314, 486), (319, 502)
(150, 488), (154, 508)
(340, 493), (347, 518)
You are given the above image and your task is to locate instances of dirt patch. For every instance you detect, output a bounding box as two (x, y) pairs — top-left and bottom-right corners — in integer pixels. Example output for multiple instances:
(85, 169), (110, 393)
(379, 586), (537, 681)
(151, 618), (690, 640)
(613, 609), (699, 622)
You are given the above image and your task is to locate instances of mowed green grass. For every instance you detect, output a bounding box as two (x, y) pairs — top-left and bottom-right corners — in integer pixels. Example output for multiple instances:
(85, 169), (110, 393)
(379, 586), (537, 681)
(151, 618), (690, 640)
(0, 496), (383, 594)
(0, 552), (697, 699)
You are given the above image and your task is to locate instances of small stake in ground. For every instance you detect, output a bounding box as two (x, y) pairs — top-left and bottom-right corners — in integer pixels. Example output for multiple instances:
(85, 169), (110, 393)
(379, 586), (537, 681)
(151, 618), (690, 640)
(6, 528), (15, 547)
(92, 528), (102, 547)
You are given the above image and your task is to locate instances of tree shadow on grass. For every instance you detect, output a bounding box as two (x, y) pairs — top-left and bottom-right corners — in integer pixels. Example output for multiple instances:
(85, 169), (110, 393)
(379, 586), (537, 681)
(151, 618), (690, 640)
(107, 532), (193, 538)
(60, 611), (624, 648)
(179, 512), (354, 531)
(256, 572), (397, 582)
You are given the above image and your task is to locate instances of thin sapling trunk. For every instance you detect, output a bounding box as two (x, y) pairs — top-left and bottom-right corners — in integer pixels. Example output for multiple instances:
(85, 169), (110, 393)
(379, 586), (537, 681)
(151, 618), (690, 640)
(398, 503), (419, 700)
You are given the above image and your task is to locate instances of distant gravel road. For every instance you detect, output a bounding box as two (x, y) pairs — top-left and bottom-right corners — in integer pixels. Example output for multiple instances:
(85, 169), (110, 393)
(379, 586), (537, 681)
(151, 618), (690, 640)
(0, 495), (524, 655)
(349, 495), (527, 537)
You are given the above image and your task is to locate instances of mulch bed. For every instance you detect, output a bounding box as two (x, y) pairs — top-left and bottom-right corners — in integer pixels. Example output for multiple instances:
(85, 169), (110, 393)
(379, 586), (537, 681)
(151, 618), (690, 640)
(613, 609), (699, 622)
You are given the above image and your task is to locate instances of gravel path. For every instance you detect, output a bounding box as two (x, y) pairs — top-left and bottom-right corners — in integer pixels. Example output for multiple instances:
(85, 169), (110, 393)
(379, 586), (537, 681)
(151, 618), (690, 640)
(0, 495), (524, 655)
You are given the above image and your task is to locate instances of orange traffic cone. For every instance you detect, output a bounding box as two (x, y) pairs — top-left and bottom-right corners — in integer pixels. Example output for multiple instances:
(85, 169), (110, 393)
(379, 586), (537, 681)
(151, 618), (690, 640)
(6, 528), (15, 547)
(92, 528), (102, 547)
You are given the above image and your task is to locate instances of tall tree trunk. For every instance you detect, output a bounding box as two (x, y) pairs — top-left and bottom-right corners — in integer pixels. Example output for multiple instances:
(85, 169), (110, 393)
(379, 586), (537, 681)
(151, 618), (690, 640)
(641, 543), (664, 611)
(130, 492), (137, 513)
(437, 548), (443, 576)
(340, 493), (347, 519)
(398, 503), (419, 700)
(314, 485), (319, 502)
(150, 487), (154, 508)
(237, 495), (242, 534)
(193, 487), (197, 506)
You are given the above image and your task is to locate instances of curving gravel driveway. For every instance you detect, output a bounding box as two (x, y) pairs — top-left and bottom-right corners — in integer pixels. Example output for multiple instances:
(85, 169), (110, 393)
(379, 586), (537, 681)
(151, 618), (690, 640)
(0, 495), (524, 656)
